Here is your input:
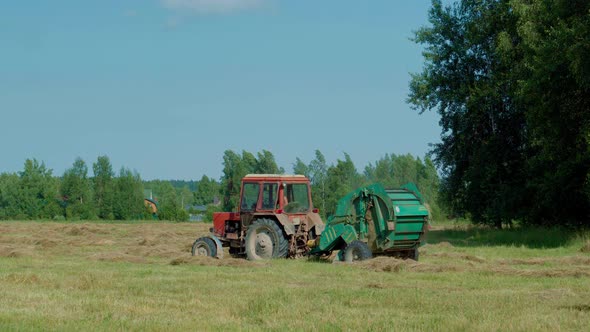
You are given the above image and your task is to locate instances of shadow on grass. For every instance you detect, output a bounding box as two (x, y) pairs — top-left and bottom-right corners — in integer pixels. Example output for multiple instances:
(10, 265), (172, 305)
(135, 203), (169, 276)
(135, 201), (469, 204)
(427, 226), (577, 249)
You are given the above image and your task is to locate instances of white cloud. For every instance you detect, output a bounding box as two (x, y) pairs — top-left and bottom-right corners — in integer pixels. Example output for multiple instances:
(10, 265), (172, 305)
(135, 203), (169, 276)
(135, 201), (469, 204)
(161, 0), (265, 14)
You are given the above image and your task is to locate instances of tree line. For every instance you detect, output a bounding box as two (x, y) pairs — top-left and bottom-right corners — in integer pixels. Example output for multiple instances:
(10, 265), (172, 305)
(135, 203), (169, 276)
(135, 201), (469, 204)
(0, 150), (442, 221)
(410, 0), (590, 228)
(0, 157), (146, 221)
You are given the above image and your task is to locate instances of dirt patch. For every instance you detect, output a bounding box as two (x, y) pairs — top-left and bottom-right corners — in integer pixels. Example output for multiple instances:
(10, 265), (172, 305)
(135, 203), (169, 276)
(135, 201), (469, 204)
(169, 255), (268, 268)
(433, 241), (454, 248)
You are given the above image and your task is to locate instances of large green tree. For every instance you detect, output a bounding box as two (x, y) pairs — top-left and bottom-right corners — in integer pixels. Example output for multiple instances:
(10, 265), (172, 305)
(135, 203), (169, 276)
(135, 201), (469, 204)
(512, 0), (590, 226)
(113, 167), (145, 220)
(324, 153), (363, 216)
(157, 182), (188, 221)
(291, 150), (328, 215)
(0, 173), (22, 219)
(17, 159), (61, 219)
(61, 158), (95, 220)
(411, 0), (590, 227)
(93, 155), (115, 219)
(255, 150), (285, 174)
(410, 0), (526, 228)
(194, 175), (220, 206)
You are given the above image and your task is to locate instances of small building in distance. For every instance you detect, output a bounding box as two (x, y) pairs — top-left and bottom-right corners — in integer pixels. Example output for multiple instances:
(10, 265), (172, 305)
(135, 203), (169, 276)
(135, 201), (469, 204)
(186, 204), (207, 222)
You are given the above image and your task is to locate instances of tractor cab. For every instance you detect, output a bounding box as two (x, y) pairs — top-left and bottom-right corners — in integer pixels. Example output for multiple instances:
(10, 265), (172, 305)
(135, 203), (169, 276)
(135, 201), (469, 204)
(239, 174), (312, 214)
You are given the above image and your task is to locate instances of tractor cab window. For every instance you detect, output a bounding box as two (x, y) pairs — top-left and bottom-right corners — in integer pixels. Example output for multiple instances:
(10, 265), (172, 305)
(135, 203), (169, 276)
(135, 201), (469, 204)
(283, 183), (310, 213)
(241, 182), (260, 212)
(261, 183), (278, 210)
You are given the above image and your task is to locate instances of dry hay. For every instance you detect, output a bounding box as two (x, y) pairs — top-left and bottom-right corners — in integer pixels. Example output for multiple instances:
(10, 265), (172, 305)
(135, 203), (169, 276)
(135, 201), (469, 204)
(354, 254), (590, 277)
(93, 239), (115, 246)
(581, 241), (590, 253)
(354, 256), (415, 272)
(125, 245), (184, 259)
(425, 251), (486, 263)
(61, 224), (108, 236)
(138, 237), (158, 246)
(561, 304), (590, 312)
(498, 256), (590, 267)
(89, 253), (147, 264)
(169, 255), (269, 268)
(0, 244), (35, 258)
(32, 239), (59, 248)
(0, 222), (207, 264)
(488, 266), (590, 278)
(432, 241), (454, 248)
(2, 273), (43, 285)
(354, 256), (463, 273)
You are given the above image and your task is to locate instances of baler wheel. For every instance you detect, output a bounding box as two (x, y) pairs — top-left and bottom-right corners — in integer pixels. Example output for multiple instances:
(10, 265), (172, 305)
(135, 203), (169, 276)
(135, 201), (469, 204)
(409, 248), (420, 261)
(245, 219), (289, 260)
(191, 237), (217, 257)
(342, 241), (372, 262)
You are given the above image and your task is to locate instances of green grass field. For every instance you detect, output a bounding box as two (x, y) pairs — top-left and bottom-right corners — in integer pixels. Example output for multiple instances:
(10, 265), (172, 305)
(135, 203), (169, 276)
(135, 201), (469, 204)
(1, 221), (589, 331)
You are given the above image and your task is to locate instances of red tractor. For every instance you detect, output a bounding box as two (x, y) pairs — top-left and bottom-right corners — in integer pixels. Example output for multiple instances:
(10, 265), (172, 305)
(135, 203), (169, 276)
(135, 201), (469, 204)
(192, 174), (325, 260)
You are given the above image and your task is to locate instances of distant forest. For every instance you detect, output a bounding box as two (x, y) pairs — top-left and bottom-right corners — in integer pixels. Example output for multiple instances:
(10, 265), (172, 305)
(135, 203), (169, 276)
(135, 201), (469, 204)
(0, 151), (441, 222)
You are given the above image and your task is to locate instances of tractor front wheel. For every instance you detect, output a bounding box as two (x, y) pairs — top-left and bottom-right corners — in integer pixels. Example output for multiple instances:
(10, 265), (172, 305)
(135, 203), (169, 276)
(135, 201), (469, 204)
(191, 237), (217, 257)
(245, 219), (289, 260)
(342, 240), (372, 263)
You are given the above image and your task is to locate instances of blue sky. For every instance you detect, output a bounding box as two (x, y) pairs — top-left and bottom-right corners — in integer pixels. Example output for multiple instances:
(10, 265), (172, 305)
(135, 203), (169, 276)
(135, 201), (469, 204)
(1, 0), (441, 180)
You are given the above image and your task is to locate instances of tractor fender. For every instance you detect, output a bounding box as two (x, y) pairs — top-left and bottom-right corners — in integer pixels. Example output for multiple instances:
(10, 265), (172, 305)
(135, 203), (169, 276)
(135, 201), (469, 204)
(274, 213), (326, 236)
(202, 234), (224, 259)
(275, 214), (295, 235)
(306, 213), (325, 235)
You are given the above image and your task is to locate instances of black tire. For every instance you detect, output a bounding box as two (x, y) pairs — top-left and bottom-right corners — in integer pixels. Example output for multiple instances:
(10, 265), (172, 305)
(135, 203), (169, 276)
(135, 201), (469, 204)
(191, 237), (217, 257)
(409, 247), (419, 261)
(245, 219), (289, 260)
(342, 240), (372, 263)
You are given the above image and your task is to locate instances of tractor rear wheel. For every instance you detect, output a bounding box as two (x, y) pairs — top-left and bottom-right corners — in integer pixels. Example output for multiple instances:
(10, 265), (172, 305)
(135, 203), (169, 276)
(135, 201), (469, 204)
(409, 247), (420, 261)
(191, 237), (217, 257)
(245, 219), (289, 260)
(342, 241), (372, 263)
